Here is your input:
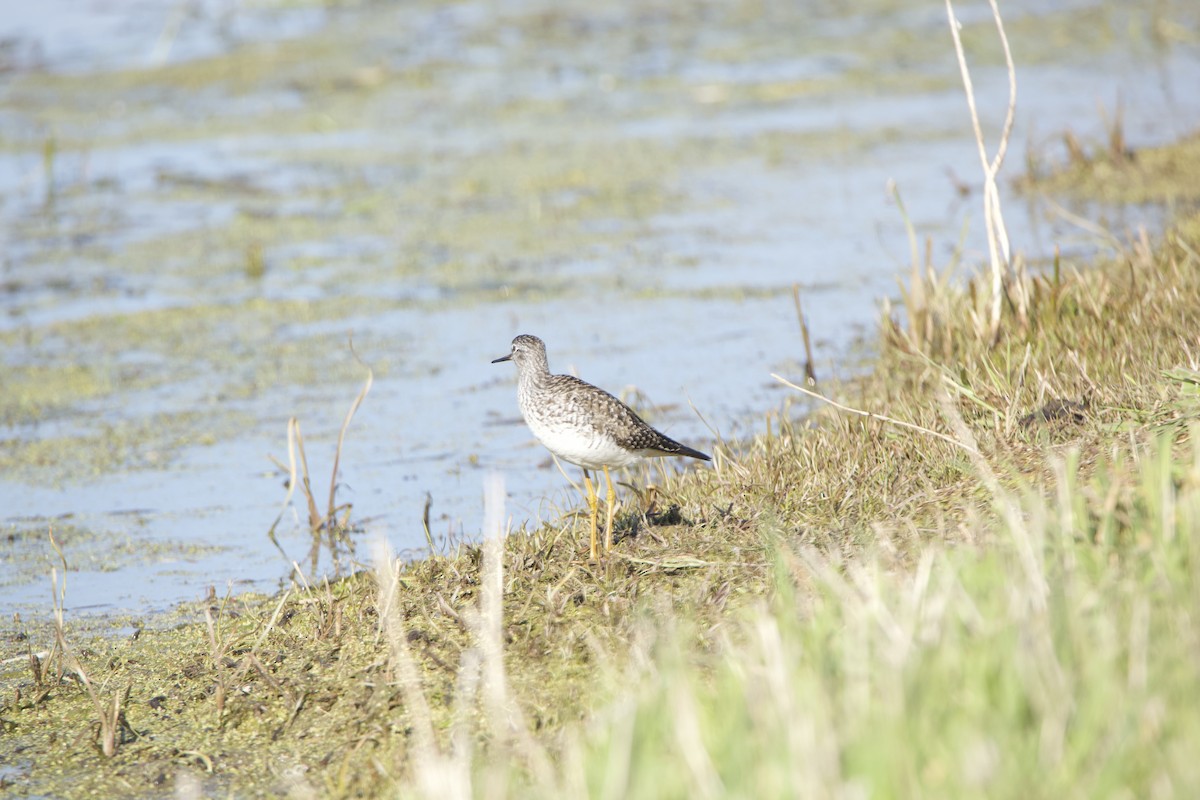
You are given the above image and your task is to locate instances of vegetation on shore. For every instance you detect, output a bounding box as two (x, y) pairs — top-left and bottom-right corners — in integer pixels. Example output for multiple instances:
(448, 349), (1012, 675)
(3, 123), (1200, 797)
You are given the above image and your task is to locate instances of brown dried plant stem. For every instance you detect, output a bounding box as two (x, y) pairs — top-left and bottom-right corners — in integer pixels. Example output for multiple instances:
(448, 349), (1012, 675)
(327, 350), (374, 525)
(48, 529), (129, 757)
(791, 283), (818, 384)
(267, 346), (374, 573)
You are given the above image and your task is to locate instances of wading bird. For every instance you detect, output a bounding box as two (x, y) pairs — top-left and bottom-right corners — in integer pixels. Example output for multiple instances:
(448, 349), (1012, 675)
(493, 334), (710, 560)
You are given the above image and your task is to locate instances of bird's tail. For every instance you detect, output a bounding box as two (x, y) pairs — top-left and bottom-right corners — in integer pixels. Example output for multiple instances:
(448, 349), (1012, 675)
(656, 438), (711, 462)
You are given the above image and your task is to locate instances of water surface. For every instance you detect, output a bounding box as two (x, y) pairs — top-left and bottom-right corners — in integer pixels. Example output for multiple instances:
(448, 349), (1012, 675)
(2, 0), (1199, 616)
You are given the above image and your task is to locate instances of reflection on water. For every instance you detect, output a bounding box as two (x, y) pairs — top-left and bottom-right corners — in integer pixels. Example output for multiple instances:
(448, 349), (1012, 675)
(2, 0), (1199, 615)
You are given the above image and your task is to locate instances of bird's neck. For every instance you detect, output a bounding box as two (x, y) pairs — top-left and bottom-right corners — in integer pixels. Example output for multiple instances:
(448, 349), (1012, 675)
(518, 360), (551, 392)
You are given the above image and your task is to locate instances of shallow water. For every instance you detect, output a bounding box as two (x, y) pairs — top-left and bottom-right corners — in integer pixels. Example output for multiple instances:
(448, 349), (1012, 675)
(2, 0), (1199, 616)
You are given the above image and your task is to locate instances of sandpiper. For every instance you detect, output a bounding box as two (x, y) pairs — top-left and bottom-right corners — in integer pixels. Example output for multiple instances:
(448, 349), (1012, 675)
(492, 334), (711, 560)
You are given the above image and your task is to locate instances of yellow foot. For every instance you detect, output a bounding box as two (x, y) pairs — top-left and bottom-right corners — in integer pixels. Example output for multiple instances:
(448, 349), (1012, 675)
(583, 470), (599, 561)
(603, 465), (616, 553)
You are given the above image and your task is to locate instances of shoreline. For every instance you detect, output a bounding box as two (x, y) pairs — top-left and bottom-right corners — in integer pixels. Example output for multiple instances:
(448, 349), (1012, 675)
(4, 130), (1200, 797)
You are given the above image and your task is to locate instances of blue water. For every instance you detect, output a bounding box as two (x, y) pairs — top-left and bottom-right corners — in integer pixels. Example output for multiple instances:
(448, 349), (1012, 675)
(2, 0), (1199, 616)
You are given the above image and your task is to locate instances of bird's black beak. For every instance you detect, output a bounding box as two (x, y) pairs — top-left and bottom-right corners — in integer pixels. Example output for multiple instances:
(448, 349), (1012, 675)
(491, 353), (512, 364)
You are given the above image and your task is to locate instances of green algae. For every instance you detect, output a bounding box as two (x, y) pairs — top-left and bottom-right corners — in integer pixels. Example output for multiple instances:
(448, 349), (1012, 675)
(6, 296), (387, 377)
(0, 301), (395, 483)
(1, 522), (227, 591)
(0, 409), (255, 484)
(0, 364), (120, 425)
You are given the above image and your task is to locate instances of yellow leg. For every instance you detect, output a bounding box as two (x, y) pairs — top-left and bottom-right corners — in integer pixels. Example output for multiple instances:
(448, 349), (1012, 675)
(603, 465), (616, 552)
(583, 470), (599, 561)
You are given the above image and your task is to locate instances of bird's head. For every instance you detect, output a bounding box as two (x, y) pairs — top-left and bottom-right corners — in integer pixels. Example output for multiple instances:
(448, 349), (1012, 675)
(492, 334), (547, 370)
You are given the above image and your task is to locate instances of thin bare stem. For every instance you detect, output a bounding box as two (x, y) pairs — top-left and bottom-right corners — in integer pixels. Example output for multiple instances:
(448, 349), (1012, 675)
(771, 373), (980, 456)
(421, 492), (436, 554)
(266, 416), (300, 547)
(292, 420), (321, 531)
(327, 340), (374, 523)
(945, 0), (1020, 340)
(791, 283), (818, 384)
(888, 181), (927, 346)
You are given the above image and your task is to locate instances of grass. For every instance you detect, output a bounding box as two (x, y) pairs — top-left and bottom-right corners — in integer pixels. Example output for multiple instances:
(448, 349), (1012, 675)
(470, 434), (1200, 799)
(4, 141), (1200, 795)
(1021, 128), (1200, 207)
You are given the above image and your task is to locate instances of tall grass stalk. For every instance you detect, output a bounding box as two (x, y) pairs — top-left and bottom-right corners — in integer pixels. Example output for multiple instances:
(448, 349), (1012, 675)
(945, 0), (1024, 341)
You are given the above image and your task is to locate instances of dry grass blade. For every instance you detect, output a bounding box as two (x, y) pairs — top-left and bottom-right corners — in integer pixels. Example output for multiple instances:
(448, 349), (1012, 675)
(1039, 195), (1125, 250)
(479, 472), (508, 732)
(203, 602), (231, 725)
(791, 283), (818, 385)
(888, 180), (928, 347)
(48, 530), (129, 757)
(372, 538), (452, 798)
(268, 344), (373, 549)
(47, 528), (69, 682)
(0, 648), (49, 668)
(552, 453), (584, 496)
(292, 420), (322, 532)
(616, 553), (761, 571)
(934, 388), (1048, 611)
(686, 394), (734, 476)
(250, 588), (293, 654)
(478, 472), (557, 792)
(421, 492), (436, 554)
(326, 342), (374, 523)
(266, 416), (301, 544)
(771, 372), (980, 456)
(669, 675), (724, 799)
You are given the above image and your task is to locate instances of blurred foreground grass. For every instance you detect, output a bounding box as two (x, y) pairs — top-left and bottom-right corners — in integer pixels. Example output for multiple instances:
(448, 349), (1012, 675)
(4, 143), (1200, 798)
(485, 432), (1200, 799)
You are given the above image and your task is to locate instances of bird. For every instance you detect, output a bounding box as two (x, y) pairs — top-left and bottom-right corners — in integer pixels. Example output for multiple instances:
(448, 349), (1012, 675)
(492, 334), (711, 560)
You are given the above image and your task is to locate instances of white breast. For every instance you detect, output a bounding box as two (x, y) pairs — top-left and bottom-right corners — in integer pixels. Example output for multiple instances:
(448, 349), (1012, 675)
(523, 411), (640, 470)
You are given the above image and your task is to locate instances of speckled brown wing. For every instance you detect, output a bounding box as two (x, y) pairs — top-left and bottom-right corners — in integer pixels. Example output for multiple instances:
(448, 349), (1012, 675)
(543, 375), (711, 461)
